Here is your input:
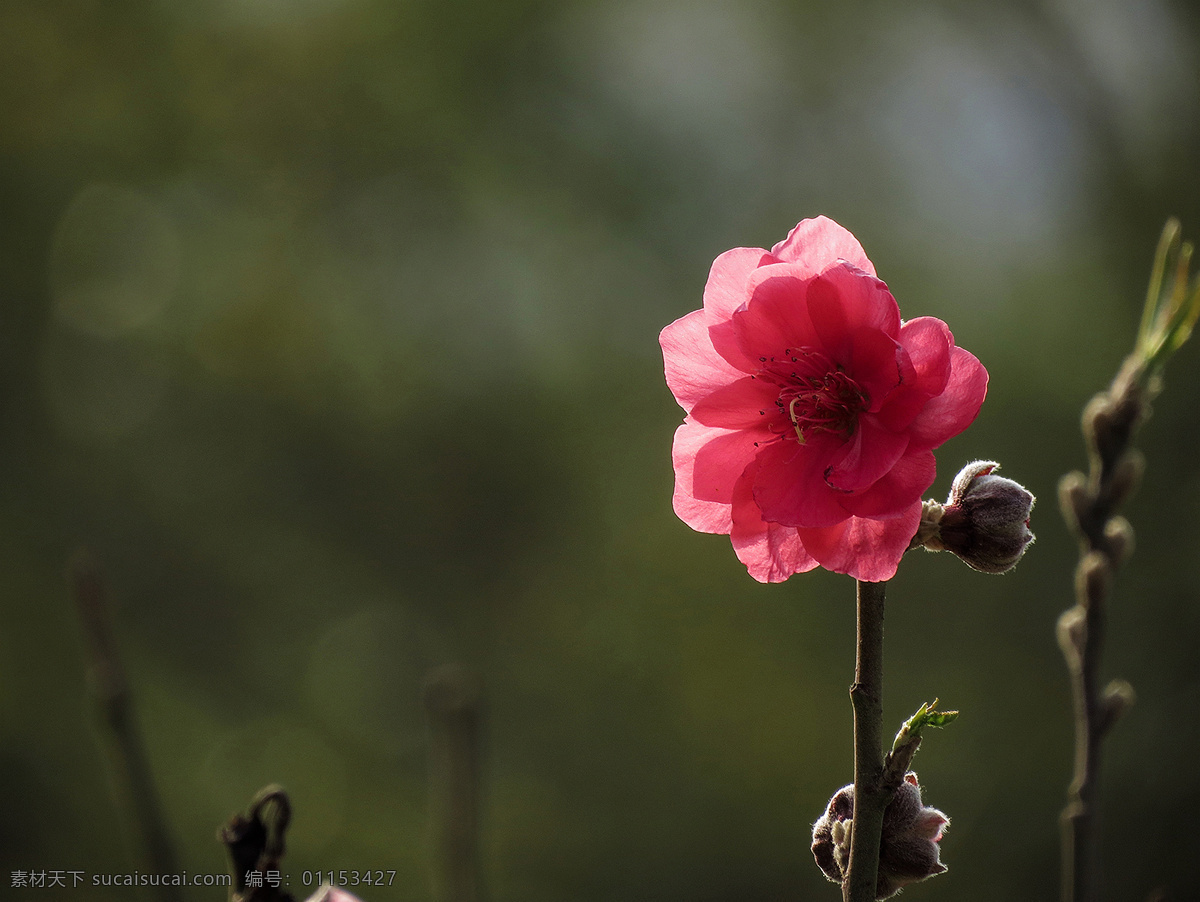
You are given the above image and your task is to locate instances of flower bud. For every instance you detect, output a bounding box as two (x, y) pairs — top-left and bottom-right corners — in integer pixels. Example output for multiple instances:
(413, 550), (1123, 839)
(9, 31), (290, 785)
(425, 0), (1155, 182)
(1098, 678), (1136, 735)
(811, 784), (854, 885)
(1102, 515), (1135, 565)
(1076, 551), (1111, 604)
(1057, 606), (1086, 662)
(1082, 394), (1115, 452)
(811, 773), (949, 900)
(1057, 470), (1090, 530)
(931, 461), (1035, 573)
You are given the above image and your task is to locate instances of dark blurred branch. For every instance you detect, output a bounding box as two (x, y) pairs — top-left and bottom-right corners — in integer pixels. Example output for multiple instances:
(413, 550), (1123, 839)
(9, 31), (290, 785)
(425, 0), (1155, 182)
(1057, 362), (1144, 902)
(844, 579), (889, 902)
(1057, 221), (1200, 902)
(68, 551), (182, 902)
(218, 785), (295, 902)
(423, 664), (486, 902)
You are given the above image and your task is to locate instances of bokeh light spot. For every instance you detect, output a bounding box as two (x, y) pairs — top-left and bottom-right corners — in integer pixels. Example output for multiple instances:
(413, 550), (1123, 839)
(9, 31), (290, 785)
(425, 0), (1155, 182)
(49, 182), (180, 339)
(308, 604), (445, 756)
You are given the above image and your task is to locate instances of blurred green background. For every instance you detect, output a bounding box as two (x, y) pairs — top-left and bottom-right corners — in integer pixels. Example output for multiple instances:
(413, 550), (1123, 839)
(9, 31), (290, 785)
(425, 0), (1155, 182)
(3, 0), (1200, 900)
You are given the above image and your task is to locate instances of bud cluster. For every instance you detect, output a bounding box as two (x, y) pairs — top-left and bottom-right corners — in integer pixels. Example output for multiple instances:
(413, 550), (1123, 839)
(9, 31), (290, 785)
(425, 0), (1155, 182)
(811, 773), (949, 900)
(1061, 380), (1145, 562)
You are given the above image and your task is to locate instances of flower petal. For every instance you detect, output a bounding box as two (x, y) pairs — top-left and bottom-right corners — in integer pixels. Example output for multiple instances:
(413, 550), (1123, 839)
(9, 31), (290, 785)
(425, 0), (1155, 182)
(839, 450), (936, 519)
(704, 246), (774, 319)
(670, 421), (749, 533)
(769, 216), (877, 277)
(808, 264), (901, 363)
(795, 503), (922, 582)
(730, 460), (819, 582)
(672, 416), (770, 515)
(702, 246), (778, 371)
(689, 375), (782, 429)
(907, 346), (988, 451)
(899, 317), (953, 397)
(824, 416), (910, 493)
(751, 433), (851, 528)
(848, 327), (904, 411)
(731, 264), (823, 361)
(661, 308), (752, 413)
(874, 352), (937, 433)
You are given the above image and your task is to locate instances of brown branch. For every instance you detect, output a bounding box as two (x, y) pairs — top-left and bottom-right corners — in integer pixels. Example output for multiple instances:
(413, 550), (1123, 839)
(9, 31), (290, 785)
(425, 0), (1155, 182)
(844, 579), (890, 902)
(1058, 361), (1146, 902)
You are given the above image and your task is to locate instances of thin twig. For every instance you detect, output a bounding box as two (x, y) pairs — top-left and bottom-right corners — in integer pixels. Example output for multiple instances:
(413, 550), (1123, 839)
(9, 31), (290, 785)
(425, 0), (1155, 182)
(424, 664), (486, 902)
(1058, 219), (1200, 901)
(844, 579), (889, 902)
(1058, 360), (1146, 902)
(69, 551), (182, 902)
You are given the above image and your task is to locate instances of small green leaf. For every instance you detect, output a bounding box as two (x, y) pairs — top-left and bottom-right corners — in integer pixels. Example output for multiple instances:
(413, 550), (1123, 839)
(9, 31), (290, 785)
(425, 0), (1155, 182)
(923, 709), (960, 728)
(891, 699), (959, 755)
(1138, 219), (1200, 375)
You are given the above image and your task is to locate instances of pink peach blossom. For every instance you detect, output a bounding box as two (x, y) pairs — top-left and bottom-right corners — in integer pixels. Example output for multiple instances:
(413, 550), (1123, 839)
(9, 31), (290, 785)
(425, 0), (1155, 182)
(660, 217), (988, 582)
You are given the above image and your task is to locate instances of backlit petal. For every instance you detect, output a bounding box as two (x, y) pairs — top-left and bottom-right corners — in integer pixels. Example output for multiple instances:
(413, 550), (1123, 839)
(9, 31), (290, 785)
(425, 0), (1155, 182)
(808, 264), (901, 363)
(847, 327), (904, 411)
(824, 417), (910, 493)
(731, 264), (822, 361)
(679, 418), (769, 506)
(730, 461), (820, 582)
(751, 434), (851, 529)
(660, 309), (750, 413)
(795, 504), (923, 582)
(770, 216), (877, 277)
(704, 246), (775, 319)
(670, 420), (754, 533)
(899, 317), (953, 397)
(689, 375), (781, 429)
(907, 347), (988, 452)
(838, 450), (936, 519)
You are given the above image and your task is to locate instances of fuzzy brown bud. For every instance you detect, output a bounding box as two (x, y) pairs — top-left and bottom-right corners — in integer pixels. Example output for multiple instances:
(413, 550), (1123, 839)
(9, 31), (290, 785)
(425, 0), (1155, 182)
(1057, 607), (1086, 662)
(928, 461), (1035, 573)
(1082, 394), (1114, 452)
(1102, 516), (1135, 565)
(1076, 552), (1111, 606)
(1058, 471), (1090, 530)
(1098, 679), (1136, 735)
(811, 773), (949, 900)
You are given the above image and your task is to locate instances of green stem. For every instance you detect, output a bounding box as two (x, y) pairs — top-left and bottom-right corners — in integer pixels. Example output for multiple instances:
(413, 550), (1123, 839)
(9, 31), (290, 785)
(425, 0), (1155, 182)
(844, 579), (888, 902)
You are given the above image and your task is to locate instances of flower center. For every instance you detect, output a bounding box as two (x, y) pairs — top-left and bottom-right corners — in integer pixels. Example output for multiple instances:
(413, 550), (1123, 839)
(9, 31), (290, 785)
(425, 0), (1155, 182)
(756, 349), (868, 444)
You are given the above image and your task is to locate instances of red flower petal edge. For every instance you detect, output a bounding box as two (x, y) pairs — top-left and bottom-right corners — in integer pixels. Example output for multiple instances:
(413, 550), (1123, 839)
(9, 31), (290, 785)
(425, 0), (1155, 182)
(661, 217), (988, 582)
